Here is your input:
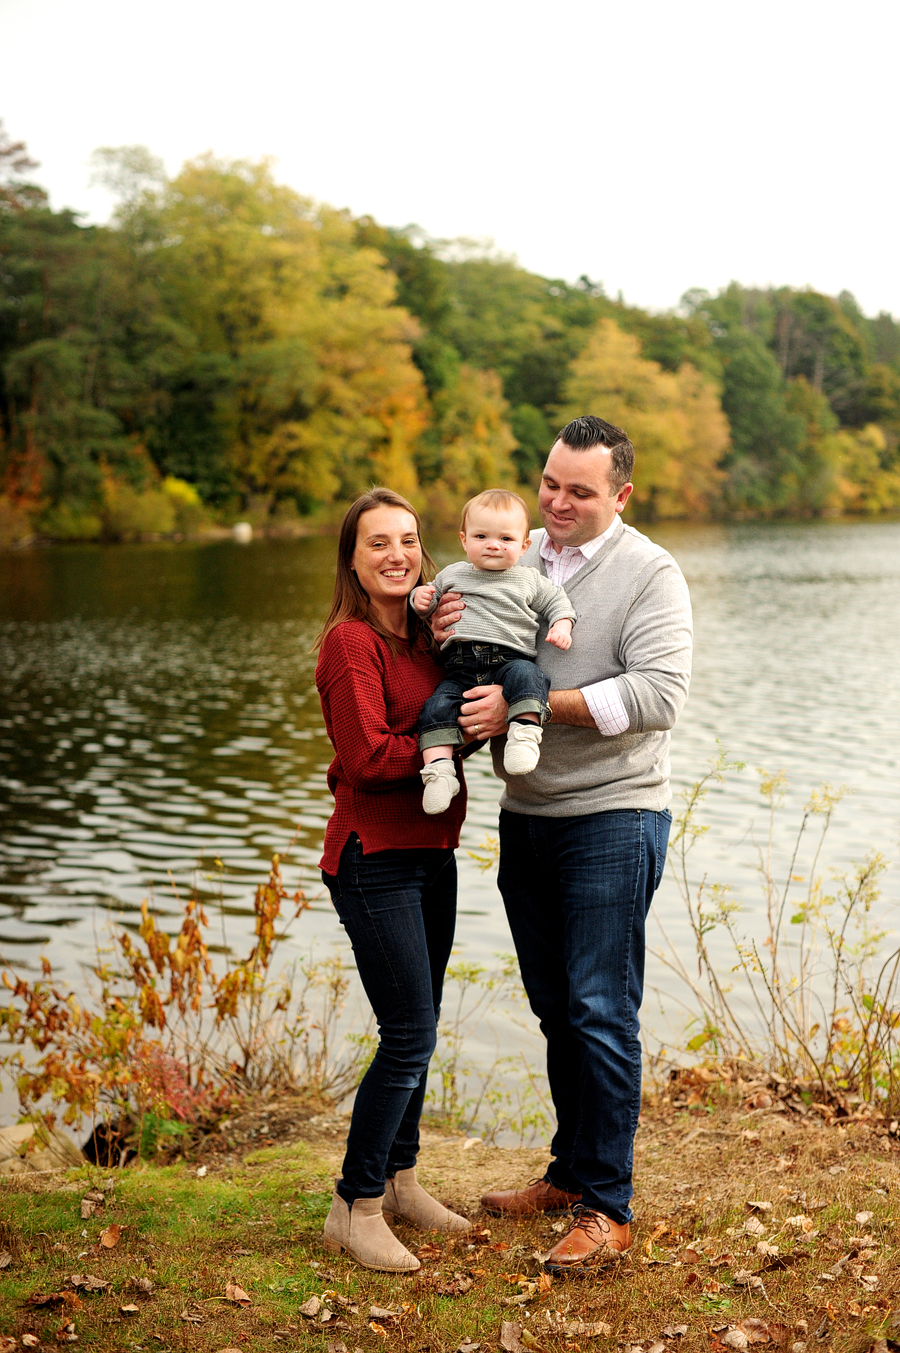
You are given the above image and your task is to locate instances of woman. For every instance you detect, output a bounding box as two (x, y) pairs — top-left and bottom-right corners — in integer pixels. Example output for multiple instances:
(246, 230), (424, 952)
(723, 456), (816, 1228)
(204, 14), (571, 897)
(315, 487), (472, 1272)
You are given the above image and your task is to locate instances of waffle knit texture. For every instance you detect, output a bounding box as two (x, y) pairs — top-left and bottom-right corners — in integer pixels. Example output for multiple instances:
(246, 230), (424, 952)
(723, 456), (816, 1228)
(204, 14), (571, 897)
(413, 562), (577, 656)
(492, 525), (692, 816)
(316, 621), (466, 872)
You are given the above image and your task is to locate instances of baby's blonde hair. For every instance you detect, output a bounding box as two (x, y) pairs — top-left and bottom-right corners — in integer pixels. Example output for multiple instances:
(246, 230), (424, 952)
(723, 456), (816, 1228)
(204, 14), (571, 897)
(460, 489), (531, 538)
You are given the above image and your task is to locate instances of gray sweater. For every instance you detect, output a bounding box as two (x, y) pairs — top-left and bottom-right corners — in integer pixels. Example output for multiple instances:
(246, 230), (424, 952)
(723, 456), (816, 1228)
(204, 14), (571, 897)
(492, 525), (692, 816)
(413, 562), (577, 657)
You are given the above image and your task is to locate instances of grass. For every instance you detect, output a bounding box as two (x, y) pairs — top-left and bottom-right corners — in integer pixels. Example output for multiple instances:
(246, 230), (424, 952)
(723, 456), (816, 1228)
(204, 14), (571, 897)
(1, 1098), (899, 1352)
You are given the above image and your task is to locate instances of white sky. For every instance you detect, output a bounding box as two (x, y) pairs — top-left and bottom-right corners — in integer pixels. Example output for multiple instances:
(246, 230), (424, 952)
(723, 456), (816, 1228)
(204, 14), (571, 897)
(3, 0), (899, 318)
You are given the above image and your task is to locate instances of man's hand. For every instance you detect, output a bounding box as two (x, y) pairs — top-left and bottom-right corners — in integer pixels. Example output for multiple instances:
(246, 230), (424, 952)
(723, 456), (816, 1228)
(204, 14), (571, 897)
(546, 618), (573, 651)
(431, 590), (464, 645)
(459, 685), (508, 739)
(411, 583), (436, 615)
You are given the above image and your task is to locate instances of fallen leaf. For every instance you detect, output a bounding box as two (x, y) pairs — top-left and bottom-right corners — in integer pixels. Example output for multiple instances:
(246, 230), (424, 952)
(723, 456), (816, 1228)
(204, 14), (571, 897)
(56, 1321), (78, 1344)
(120, 1304), (140, 1317)
(741, 1130), (761, 1143)
(562, 1319), (612, 1337)
(180, 1306), (205, 1326)
(0, 1252), (11, 1270)
(26, 1291), (79, 1309)
(733, 1270), (764, 1289)
(828, 1165), (845, 1176)
(846, 1301), (862, 1318)
(231, 1248), (252, 1256)
(0, 1338), (16, 1353)
(756, 1242), (780, 1257)
(368, 1323), (387, 1339)
(855, 1211), (874, 1225)
(325, 1343), (348, 1353)
(99, 1224), (122, 1249)
(369, 1305), (399, 1320)
(785, 1214), (815, 1233)
(646, 1342), (666, 1353)
(22, 1339), (41, 1349)
(536, 1271), (552, 1293)
(520, 1331), (550, 1353)
(417, 1241), (443, 1262)
(722, 1332), (749, 1350)
(456, 1341), (481, 1353)
(661, 1327), (689, 1339)
(743, 1217), (766, 1237)
(80, 1190), (104, 1220)
(709, 1253), (734, 1269)
(738, 1319), (773, 1344)
(68, 1274), (110, 1291)
(224, 1281), (251, 1307)
(127, 1276), (154, 1294)
(196, 1166), (207, 1178)
(682, 1247), (703, 1263)
(500, 1324), (526, 1353)
(746, 1200), (773, 1214)
(858, 1274), (880, 1292)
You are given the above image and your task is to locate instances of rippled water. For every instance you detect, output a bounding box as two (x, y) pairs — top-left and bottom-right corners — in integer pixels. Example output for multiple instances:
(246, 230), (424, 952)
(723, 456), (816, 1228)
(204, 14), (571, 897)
(1, 520), (899, 1053)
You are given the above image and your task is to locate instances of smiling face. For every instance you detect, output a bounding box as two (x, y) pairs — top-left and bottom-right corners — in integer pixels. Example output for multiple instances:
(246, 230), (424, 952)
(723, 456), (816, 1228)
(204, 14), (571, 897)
(539, 440), (633, 549)
(460, 503), (531, 571)
(351, 505), (422, 619)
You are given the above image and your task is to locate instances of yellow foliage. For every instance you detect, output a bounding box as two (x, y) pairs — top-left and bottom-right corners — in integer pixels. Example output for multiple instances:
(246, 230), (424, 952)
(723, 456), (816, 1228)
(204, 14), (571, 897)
(156, 158), (427, 506)
(556, 319), (729, 518)
(431, 366), (519, 499)
(835, 423), (900, 513)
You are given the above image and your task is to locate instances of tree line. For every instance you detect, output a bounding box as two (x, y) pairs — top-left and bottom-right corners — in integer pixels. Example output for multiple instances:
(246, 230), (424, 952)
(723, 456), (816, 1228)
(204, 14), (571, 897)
(2, 124), (899, 543)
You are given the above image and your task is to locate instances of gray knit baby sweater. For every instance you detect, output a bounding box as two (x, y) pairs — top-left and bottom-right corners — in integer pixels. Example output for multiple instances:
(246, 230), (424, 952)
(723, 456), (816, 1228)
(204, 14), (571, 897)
(491, 525), (692, 816)
(413, 562), (577, 656)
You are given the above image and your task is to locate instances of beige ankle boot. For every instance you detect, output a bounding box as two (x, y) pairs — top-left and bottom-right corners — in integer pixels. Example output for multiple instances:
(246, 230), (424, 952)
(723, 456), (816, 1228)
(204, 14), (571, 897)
(383, 1167), (472, 1234)
(323, 1191), (420, 1272)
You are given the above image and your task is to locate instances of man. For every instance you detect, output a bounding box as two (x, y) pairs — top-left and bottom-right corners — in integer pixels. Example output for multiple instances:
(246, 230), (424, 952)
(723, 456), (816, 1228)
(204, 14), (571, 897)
(435, 415), (692, 1271)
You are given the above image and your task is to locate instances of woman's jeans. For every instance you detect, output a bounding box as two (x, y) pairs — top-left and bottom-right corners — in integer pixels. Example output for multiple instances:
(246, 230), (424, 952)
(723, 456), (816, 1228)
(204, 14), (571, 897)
(321, 836), (457, 1204)
(497, 807), (671, 1225)
(419, 642), (551, 750)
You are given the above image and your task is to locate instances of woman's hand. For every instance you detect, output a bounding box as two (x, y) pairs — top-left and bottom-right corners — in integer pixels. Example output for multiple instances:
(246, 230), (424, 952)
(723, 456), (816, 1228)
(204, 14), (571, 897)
(459, 685), (509, 739)
(431, 590), (464, 645)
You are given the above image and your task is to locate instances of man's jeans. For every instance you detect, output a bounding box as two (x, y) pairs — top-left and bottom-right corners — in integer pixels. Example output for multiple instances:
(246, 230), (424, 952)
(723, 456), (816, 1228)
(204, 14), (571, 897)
(419, 642), (551, 750)
(497, 807), (671, 1224)
(321, 836), (457, 1203)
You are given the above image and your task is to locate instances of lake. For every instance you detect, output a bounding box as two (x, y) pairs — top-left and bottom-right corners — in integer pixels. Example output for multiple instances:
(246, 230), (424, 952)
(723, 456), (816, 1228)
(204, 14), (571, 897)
(1, 518), (899, 1092)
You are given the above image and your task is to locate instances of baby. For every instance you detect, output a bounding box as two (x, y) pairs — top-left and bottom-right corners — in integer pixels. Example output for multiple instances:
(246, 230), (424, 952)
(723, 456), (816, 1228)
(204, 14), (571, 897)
(411, 489), (576, 815)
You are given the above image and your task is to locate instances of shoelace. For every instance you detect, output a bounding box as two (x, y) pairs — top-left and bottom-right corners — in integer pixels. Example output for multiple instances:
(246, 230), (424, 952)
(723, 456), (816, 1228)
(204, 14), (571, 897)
(561, 1204), (613, 1241)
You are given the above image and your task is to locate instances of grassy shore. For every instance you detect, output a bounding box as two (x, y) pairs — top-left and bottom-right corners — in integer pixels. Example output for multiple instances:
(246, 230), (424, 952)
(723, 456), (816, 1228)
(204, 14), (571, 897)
(1, 1096), (898, 1353)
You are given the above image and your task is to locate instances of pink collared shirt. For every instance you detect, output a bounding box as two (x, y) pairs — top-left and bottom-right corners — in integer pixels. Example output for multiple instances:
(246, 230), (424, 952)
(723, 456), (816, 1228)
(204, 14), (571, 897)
(539, 519), (630, 736)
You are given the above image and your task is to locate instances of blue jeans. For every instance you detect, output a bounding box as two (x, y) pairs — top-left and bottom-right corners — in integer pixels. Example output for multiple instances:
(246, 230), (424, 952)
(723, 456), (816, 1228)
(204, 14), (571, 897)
(497, 807), (671, 1224)
(321, 835), (457, 1204)
(419, 642), (551, 750)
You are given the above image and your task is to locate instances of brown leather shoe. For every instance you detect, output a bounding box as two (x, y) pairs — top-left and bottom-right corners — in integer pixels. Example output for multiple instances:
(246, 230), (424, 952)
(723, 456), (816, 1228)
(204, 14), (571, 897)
(480, 1177), (582, 1217)
(543, 1206), (632, 1272)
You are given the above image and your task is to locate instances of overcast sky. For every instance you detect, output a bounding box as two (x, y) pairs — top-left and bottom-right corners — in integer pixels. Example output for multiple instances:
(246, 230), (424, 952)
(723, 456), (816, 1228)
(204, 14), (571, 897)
(3, 0), (898, 318)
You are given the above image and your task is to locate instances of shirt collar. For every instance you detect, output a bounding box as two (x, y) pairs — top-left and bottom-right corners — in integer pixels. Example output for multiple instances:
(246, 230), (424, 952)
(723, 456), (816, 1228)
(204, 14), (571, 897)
(539, 514), (621, 562)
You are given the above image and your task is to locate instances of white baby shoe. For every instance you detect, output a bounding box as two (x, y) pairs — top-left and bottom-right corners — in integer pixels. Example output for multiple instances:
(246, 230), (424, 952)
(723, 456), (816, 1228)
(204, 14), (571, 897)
(503, 722), (543, 775)
(420, 760), (460, 814)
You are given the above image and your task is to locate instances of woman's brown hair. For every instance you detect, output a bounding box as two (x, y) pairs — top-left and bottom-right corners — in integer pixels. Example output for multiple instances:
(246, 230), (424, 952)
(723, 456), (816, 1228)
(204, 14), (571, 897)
(313, 487), (436, 655)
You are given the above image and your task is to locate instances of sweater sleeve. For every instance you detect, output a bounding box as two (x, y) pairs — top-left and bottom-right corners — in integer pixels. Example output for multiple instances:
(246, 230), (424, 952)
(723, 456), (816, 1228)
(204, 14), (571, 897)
(614, 557), (692, 733)
(317, 628), (424, 788)
(528, 573), (578, 627)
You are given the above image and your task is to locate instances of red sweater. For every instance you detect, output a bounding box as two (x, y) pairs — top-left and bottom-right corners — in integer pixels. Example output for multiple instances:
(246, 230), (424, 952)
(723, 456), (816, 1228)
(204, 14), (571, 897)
(316, 620), (467, 873)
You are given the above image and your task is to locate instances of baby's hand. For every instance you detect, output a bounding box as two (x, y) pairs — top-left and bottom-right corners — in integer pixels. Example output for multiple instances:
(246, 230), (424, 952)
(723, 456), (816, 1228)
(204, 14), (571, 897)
(546, 619), (573, 651)
(411, 584), (436, 615)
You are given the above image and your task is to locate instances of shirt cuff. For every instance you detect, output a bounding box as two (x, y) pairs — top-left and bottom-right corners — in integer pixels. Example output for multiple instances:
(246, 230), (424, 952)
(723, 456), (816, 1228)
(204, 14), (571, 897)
(582, 678), (630, 736)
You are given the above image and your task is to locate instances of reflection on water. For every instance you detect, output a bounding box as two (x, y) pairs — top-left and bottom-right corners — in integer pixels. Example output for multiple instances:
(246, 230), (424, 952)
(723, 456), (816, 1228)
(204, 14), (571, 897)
(1, 520), (899, 1037)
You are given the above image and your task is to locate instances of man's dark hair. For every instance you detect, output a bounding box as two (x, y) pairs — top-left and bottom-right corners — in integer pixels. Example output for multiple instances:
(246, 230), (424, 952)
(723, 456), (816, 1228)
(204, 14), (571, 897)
(557, 415), (635, 492)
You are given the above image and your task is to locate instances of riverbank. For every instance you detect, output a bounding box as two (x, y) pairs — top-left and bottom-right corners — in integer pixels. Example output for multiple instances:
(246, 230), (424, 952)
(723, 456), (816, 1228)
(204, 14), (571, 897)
(1, 1097), (897, 1352)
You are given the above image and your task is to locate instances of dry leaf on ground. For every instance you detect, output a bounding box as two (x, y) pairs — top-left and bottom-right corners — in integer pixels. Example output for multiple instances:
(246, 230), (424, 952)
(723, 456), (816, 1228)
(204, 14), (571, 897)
(127, 1275), (154, 1294)
(99, 1223), (122, 1248)
(25, 1291), (80, 1309)
(299, 1296), (322, 1318)
(120, 1303), (140, 1316)
(746, 1200), (773, 1213)
(21, 1338), (41, 1349)
(0, 1252), (11, 1270)
(855, 1211), (874, 1225)
(224, 1281), (251, 1306)
(68, 1274), (109, 1291)
(180, 1305), (205, 1324)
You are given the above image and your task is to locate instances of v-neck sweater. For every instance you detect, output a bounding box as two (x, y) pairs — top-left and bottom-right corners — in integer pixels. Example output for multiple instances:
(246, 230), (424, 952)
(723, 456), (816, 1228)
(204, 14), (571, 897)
(491, 525), (692, 816)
